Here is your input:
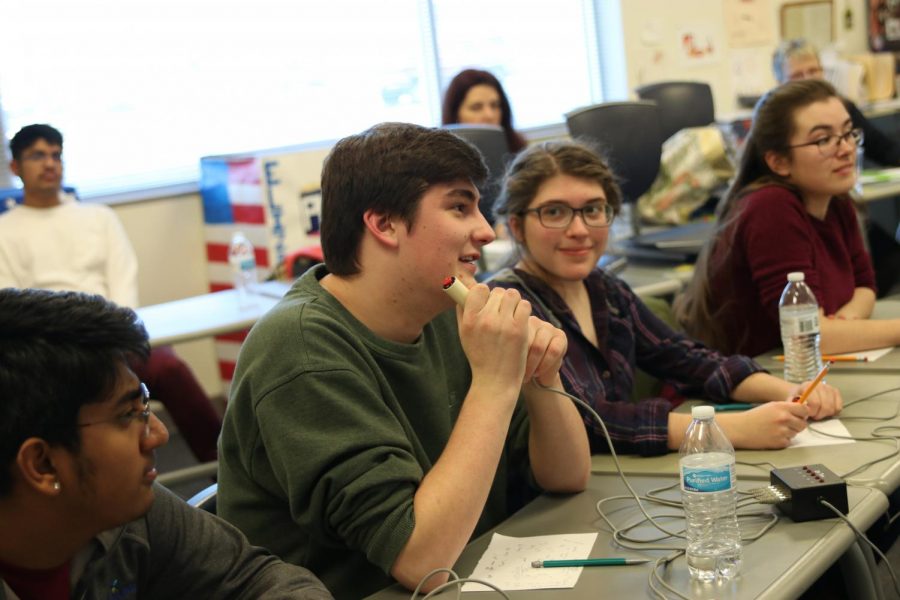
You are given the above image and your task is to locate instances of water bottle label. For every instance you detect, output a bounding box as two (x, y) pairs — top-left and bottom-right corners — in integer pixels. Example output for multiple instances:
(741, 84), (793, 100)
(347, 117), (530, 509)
(681, 464), (733, 492)
(238, 257), (255, 271)
(779, 316), (819, 336)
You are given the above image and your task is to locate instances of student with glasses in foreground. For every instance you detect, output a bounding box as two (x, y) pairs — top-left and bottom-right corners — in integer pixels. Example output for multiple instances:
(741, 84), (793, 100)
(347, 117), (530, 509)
(488, 140), (841, 457)
(0, 288), (332, 600)
(677, 79), (900, 358)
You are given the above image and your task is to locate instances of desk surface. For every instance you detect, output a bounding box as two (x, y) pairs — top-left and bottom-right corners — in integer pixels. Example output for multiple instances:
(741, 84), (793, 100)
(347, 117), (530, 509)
(136, 281), (291, 346)
(591, 371), (900, 493)
(367, 474), (887, 599)
(754, 299), (900, 373)
(860, 177), (900, 202)
(620, 261), (694, 298)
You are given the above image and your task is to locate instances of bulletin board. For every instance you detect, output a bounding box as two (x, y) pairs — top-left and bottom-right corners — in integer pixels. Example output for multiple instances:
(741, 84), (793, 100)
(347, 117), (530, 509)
(869, 0), (900, 51)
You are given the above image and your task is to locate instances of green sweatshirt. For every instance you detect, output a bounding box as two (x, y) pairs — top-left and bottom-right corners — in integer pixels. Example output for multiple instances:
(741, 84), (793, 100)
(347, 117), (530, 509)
(218, 265), (531, 599)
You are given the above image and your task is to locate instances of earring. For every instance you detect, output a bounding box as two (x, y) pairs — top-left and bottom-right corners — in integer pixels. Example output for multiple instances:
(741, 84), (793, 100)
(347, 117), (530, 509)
(53, 481), (61, 491)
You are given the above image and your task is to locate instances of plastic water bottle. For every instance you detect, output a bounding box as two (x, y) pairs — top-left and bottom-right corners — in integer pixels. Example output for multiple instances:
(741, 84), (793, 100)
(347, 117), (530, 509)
(228, 231), (257, 308)
(679, 405), (742, 583)
(778, 272), (822, 383)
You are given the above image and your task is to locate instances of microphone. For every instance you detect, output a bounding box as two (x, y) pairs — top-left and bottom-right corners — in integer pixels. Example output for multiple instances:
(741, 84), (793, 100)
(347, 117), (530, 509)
(441, 276), (470, 306)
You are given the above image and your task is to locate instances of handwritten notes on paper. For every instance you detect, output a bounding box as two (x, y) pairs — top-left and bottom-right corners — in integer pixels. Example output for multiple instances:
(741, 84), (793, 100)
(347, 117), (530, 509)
(461, 533), (597, 592)
(790, 419), (855, 448)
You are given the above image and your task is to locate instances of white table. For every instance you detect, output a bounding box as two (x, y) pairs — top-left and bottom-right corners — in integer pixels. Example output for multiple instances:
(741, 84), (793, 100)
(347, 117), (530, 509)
(589, 371), (900, 495)
(367, 474), (888, 600)
(621, 262), (694, 298)
(859, 177), (900, 203)
(754, 299), (900, 373)
(136, 280), (291, 347)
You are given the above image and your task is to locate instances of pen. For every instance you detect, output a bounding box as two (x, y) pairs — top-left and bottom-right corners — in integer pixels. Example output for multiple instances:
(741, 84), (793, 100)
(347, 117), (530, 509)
(531, 558), (650, 568)
(774, 354), (867, 362)
(793, 361), (831, 404)
(713, 403), (755, 412)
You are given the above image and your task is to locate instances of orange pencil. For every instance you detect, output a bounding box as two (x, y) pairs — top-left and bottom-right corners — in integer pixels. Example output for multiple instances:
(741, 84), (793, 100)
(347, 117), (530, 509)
(775, 354), (867, 362)
(793, 362), (831, 404)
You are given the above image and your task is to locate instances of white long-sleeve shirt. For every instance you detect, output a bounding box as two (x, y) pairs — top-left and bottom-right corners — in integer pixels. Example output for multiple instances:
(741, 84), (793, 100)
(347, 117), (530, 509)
(0, 198), (138, 307)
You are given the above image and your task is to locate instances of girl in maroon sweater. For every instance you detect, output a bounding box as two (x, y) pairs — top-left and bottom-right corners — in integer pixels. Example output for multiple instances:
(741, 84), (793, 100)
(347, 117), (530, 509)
(677, 79), (900, 356)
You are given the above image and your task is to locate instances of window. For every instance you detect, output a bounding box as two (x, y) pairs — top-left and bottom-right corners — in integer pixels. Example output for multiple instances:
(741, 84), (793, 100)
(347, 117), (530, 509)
(432, 0), (596, 129)
(0, 0), (618, 198)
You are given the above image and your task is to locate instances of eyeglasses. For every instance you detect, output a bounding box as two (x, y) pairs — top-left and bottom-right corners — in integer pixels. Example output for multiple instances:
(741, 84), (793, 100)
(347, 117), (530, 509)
(20, 151), (63, 164)
(519, 202), (615, 229)
(78, 383), (151, 437)
(788, 66), (824, 81)
(787, 128), (864, 157)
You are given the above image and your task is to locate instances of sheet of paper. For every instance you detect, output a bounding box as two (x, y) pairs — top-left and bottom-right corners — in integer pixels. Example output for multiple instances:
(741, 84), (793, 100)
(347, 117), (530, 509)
(461, 533), (597, 592)
(830, 347), (894, 362)
(789, 419), (854, 448)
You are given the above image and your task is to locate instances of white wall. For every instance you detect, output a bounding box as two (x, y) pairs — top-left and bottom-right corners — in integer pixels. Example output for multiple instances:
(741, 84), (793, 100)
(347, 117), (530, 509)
(111, 193), (222, 397)
(617, 0), (869, 115)
(114, 193), (209, 306)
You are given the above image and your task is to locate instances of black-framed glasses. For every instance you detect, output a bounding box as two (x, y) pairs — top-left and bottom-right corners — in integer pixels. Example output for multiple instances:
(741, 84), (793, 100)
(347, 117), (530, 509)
(787, 128), (864, 157)
(78, 382), (151, 436)
(519, 202), (615, 229)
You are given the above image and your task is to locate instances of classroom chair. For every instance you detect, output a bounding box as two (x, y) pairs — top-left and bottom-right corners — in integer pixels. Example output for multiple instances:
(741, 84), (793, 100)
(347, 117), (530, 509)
(565, 101), (663, 237)
(635, 81), (716, 144)
(187, 483), (218, 515)
(443, 124), (510, 227)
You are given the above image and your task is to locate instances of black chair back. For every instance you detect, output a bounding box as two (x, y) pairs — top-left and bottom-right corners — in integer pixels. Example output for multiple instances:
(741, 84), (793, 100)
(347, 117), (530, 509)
(635, 81), (715, 143)
(564, 101), (662, 204)
(444, 124), (510, 226)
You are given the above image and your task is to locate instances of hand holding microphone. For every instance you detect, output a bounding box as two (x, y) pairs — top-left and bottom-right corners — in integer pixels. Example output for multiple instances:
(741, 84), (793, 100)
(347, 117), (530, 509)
(442, 276), (567, 386)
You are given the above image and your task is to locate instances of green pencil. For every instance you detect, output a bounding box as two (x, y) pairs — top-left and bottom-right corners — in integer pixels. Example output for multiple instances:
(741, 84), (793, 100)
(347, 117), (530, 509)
(532, 558), (650, 568)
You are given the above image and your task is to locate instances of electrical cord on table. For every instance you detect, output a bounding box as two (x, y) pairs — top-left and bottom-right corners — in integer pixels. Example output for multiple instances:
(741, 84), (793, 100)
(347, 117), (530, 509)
(410, 382), (900, 598)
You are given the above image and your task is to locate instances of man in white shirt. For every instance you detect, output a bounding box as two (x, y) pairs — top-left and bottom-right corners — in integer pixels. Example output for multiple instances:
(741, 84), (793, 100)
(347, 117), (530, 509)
(0, 124), (221, 462)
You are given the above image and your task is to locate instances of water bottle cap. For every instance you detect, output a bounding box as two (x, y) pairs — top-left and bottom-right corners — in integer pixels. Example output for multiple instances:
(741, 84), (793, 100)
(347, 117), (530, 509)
(691, 405), (715, 420)
(787, 272), (805, 282)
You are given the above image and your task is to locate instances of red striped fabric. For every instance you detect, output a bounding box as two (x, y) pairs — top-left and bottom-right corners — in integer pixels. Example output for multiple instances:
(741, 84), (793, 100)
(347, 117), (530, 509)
(215, 330), (250, 344)
(218, 360), (237, 381)
(228, 158), (260, 185)
(231, 204), (266, 224)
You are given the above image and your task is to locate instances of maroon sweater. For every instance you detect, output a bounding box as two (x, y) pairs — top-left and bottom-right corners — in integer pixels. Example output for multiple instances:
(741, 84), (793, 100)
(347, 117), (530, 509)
(708, 185), (876, 356)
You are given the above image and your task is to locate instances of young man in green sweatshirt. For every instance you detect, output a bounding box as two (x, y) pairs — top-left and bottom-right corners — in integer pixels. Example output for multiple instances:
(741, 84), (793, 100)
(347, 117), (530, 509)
(217, 122), (591, 599)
